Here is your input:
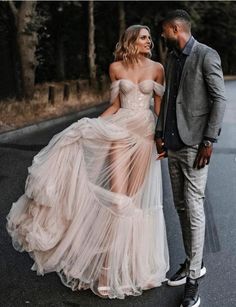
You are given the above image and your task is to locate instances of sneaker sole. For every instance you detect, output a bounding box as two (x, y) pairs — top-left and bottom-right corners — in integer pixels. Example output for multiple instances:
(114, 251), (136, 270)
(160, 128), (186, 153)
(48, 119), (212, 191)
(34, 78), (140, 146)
(180, 296), (200, 307)
(168, 267), (206, 287)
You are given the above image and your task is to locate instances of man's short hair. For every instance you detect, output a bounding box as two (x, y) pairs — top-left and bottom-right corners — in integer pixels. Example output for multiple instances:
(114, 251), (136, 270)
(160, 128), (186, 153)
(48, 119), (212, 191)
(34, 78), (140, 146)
(163, 9), (191, 24)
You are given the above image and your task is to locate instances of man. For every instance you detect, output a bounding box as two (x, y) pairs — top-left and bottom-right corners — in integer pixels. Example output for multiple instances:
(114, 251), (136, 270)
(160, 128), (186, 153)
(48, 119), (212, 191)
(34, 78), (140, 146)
(155, 9), (226, 307)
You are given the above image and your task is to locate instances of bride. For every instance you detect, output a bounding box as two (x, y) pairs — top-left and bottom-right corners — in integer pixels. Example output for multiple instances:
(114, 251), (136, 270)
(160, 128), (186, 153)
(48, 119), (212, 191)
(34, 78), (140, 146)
(6, 25), (169, 299)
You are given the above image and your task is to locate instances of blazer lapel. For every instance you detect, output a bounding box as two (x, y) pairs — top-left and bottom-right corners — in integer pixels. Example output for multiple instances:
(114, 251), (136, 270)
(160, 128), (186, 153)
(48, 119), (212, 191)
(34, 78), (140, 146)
(178, 41), (198, 90)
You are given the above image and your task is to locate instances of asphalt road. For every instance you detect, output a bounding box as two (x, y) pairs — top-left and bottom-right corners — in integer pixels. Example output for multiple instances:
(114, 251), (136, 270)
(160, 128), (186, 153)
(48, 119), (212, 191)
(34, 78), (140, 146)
(0, 80), (236, 307)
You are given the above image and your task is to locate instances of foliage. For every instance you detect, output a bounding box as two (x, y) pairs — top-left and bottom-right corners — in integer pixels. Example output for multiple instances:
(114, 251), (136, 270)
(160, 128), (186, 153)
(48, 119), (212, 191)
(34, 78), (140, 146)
(0, 0), (236, 99)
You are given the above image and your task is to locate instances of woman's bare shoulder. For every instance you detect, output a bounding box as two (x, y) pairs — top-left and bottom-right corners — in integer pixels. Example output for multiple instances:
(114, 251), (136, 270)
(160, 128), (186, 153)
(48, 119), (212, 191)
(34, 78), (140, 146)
(148, 59), (164, 72)
(109, 61), (123, 71)
(147, 60), (164, 84)
(109, 61), (124, 80)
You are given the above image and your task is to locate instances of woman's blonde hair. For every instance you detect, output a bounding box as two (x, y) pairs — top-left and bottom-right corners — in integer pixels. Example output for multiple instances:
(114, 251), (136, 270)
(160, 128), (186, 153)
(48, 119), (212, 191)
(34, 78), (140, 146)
(114, 25), (154, 65)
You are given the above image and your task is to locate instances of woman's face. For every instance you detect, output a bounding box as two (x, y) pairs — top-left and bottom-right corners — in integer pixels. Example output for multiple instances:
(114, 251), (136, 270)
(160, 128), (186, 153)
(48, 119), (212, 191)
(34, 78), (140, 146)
(135, 28), (152, 55)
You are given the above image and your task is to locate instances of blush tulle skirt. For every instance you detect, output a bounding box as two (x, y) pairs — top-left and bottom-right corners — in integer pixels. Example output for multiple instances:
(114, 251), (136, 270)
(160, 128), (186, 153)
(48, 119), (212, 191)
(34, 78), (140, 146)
(6, 108), (169, 299)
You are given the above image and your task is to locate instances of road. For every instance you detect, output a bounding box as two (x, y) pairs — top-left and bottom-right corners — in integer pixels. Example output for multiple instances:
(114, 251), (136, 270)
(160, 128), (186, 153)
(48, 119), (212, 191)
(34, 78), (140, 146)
(0, 80), (235, 307)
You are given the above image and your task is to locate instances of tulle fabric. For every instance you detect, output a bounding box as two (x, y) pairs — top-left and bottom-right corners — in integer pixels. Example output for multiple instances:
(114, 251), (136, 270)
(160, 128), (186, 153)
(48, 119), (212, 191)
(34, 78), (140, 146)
(6, 79), (169, 299)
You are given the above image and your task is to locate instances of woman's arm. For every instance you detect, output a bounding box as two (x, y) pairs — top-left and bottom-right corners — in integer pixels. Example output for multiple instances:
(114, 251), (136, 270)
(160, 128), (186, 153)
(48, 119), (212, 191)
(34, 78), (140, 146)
(100, 97), (120, 117)
(154, 95), (162, 117)
(100, 63), (121, 117)
(154, 63), (165, 117)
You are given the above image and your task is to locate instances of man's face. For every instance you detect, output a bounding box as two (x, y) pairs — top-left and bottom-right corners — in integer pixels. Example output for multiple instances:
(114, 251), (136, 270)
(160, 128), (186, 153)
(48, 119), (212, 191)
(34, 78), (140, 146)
(161, 22), (179, 50)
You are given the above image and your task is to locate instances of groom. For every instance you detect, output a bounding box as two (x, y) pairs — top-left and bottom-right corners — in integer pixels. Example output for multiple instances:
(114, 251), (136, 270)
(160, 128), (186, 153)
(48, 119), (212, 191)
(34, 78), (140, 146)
(155, 9), (226, 307)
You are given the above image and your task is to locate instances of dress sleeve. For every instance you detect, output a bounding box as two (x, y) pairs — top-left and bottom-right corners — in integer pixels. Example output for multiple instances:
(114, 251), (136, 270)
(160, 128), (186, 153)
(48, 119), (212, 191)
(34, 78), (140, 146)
(153, 82), (165, 97)
(110, 80), (120, 103)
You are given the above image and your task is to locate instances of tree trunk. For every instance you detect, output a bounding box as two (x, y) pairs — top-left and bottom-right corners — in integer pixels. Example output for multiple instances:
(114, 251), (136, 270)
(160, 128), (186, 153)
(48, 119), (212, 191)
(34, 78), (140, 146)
(0, 3), (18, 99)
(9, 1), (38, 101)
(88, 0), (96, 85)
(118, 2), (126, 38)
(16, 1), (38, 100)
(56, 33), (65, 81)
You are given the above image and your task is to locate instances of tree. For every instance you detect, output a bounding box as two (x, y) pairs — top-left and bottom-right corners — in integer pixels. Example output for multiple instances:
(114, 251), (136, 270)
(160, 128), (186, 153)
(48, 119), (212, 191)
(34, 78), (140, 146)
(0, 3), (19, 99)
(88, 0), (96, 84)
(9, 1), (39, 100)
(118, 2), (126, 39)
(55, 3), (65, 81)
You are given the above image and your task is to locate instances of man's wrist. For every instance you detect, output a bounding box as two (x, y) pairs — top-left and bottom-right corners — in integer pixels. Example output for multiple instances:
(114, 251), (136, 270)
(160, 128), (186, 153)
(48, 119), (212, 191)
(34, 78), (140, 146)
(202, 139), (213, 148)
(203, 136), (217, 143)
(155, 131), (163, 139)
(201, 136), (217, 148)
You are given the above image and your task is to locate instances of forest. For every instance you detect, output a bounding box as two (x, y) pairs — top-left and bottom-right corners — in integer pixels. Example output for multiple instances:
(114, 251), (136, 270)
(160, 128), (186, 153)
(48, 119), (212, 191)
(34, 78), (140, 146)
(0, 1), (236, 101)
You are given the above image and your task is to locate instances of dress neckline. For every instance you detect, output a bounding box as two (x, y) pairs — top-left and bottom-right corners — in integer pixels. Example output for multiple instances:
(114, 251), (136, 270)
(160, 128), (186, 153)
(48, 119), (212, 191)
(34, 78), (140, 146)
(112, 79), (164, 87)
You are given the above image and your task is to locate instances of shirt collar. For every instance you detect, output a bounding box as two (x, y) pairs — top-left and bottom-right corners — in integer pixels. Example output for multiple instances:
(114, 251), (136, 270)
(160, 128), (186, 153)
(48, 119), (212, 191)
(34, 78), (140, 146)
(173, 36), (195, 57)
(182, 36), (195, 55)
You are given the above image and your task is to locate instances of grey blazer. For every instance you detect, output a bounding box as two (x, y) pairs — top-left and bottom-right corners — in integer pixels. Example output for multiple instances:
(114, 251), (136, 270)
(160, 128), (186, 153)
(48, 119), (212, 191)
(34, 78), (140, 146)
(156, 39), (227, 145)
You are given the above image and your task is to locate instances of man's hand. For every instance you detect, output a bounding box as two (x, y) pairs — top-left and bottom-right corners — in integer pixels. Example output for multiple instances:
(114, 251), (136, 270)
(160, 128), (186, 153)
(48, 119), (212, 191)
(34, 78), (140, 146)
(193, 143), (213, 169)
(155, 138), (167, 160)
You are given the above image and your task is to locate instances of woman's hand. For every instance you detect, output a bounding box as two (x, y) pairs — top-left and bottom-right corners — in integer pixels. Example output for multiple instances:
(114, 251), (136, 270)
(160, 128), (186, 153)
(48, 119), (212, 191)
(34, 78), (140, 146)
(156, 138), (168, 160)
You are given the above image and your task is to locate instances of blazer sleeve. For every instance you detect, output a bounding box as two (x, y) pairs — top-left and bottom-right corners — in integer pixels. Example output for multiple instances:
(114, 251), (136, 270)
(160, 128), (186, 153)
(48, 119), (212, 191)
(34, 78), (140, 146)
(203, 48), (227, 139)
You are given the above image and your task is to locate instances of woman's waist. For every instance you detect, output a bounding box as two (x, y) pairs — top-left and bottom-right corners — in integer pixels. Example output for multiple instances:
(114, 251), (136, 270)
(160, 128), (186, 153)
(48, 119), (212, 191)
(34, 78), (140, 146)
(117, 108), (154, 118)
(120, 105), (150, 111)
(113, 109), (156, 131)
(120, 99), (151, 110)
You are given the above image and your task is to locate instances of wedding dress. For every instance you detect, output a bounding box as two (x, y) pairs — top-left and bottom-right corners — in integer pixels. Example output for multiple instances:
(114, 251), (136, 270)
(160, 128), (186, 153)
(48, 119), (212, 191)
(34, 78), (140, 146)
(6, 79), (169, 299)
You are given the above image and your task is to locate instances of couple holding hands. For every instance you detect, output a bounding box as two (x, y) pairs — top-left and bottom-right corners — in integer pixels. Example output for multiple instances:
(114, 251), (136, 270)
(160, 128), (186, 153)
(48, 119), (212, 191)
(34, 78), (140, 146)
(7, 9), (226, 307)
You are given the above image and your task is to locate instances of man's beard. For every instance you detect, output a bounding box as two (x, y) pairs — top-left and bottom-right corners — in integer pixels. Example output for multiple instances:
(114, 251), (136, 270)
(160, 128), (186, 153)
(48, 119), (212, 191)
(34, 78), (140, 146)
(165, 37), (179, 51)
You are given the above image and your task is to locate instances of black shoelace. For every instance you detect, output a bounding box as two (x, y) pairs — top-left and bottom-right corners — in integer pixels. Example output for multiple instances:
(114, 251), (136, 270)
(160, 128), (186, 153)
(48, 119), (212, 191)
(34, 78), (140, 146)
(185, 282), (198, 299)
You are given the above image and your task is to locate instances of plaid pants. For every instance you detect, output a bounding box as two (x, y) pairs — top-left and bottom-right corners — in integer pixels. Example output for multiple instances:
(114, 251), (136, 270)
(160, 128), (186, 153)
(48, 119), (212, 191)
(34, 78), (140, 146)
(168, 145), (208, 279)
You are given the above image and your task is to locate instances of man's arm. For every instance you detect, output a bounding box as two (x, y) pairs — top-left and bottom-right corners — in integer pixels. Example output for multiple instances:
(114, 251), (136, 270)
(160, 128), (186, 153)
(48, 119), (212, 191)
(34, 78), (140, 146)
(203, 48), (227, 139)
(194, 48), (227, 169)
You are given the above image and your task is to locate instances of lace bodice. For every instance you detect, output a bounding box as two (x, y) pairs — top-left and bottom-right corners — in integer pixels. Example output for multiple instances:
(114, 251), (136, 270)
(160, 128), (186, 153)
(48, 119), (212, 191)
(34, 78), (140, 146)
(110, 79), (165, 111)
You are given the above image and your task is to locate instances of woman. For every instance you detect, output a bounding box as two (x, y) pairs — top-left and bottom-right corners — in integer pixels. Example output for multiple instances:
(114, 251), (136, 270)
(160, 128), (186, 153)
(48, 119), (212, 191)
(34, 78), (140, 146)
(6, 25), (169, 299)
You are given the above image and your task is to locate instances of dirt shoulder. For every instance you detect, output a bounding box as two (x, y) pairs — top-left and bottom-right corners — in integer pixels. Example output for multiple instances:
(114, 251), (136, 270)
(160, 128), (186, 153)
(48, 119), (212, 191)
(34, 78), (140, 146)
(0, 79), (110, 133)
